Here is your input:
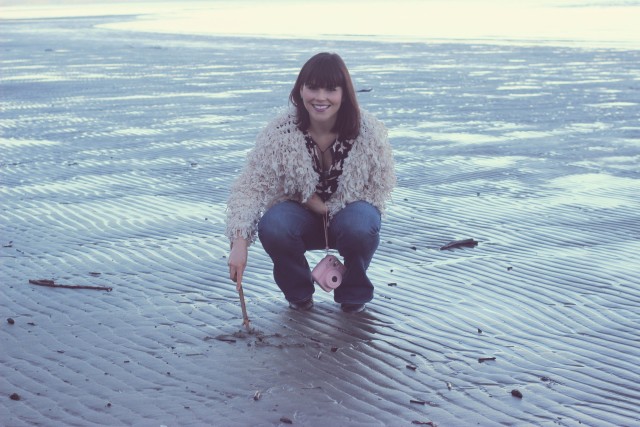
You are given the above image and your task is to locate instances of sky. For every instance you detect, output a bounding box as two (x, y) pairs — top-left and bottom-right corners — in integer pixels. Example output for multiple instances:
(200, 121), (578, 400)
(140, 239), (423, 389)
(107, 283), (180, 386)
(2, 0), (640, 48)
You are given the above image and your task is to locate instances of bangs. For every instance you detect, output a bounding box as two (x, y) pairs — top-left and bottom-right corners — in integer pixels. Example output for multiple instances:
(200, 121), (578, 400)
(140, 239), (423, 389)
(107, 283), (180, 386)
(301, 60), (345, 89)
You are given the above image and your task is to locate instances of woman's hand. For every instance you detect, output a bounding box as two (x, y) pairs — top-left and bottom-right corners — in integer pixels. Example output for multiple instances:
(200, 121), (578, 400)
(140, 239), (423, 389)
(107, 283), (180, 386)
(228, 237), (248, 291)
(303, 193), (328, 216)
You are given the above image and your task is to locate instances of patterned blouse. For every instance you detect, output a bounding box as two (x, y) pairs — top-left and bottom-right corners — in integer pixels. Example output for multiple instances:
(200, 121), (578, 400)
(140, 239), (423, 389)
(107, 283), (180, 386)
(304, 132), (354, 202)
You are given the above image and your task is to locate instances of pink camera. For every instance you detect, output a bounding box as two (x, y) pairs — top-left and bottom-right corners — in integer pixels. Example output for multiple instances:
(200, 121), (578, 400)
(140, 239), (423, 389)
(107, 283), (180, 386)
(312, 255), (346, 292)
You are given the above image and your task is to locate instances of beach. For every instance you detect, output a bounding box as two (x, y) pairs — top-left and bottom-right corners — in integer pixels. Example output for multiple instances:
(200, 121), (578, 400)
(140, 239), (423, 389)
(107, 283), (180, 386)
(1, 4), (640, 427)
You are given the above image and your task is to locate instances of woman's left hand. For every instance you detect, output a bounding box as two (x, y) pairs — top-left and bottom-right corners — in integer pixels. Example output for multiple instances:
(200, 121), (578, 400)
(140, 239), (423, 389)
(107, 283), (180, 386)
(303, 193), (328, 216)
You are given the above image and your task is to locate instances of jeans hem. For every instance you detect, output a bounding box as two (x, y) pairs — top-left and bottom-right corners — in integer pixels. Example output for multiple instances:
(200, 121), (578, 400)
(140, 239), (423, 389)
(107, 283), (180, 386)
(287, 291), (315, 304)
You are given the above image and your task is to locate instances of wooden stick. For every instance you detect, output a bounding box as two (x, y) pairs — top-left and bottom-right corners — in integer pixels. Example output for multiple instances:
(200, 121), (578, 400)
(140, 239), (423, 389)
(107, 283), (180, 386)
(238, 286), (251, 329)
(28, 279), (112, 292)
(236, 272), (250, 329)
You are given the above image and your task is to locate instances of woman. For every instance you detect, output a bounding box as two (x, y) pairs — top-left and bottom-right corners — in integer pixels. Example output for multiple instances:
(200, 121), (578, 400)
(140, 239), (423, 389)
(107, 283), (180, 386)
(226, 52), (395, 313)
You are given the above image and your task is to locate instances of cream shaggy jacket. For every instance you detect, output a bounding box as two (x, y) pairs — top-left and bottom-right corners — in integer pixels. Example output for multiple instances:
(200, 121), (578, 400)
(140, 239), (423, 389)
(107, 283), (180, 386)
(225, 107), (396, 244)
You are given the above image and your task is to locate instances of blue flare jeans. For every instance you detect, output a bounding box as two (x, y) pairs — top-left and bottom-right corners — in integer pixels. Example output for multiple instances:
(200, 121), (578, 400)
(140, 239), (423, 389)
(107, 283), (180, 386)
(258, 200), (381, 305)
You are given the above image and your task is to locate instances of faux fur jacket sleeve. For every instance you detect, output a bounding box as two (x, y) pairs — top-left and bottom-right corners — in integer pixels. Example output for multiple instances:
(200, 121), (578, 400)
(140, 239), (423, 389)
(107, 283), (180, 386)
(225, 107), (396, 244)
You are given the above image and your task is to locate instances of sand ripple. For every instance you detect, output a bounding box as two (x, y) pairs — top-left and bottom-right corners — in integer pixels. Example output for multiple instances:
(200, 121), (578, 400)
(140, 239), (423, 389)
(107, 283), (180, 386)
(1, 16), (640, 427)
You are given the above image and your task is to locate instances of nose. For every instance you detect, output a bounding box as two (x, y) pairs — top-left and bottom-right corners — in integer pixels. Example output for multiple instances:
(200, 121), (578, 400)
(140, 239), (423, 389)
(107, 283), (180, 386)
(315, 89), (329, 99)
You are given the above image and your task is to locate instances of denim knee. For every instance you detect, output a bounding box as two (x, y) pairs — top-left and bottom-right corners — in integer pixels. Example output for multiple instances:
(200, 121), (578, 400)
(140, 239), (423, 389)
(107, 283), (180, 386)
(331, 201), (381, 250)
(258, 203), (290, 250)
(258, 201), (313, 254)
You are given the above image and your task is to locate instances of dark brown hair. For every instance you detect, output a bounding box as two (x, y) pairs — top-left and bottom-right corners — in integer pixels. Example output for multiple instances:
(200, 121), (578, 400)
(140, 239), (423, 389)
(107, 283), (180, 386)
(289, 52), (360, 140)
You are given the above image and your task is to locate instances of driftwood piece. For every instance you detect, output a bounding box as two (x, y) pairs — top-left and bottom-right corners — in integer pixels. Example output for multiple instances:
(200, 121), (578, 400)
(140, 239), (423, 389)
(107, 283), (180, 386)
(440, 238), (479, 250)
(210, 335), (237, 343)
(28, 279), (112, 292)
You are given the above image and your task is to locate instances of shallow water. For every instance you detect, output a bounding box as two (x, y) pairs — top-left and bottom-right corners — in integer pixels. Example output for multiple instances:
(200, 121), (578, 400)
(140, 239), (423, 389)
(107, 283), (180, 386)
(1, 14), (640, 427)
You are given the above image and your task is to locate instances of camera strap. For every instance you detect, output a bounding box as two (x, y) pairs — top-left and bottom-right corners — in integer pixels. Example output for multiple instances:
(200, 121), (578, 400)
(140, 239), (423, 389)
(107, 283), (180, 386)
(322, 211), (330, 254)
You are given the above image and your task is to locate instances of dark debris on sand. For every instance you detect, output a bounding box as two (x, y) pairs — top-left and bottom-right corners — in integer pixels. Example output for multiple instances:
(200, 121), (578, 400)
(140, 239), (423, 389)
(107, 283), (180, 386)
(440, 238), (479, 250)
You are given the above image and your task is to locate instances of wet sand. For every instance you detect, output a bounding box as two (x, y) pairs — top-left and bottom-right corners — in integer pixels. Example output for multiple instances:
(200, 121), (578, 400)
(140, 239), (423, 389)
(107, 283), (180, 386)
(1, 15), (640, 427)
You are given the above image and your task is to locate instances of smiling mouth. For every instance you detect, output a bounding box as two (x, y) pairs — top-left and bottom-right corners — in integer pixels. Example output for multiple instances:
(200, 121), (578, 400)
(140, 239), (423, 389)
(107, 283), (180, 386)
(312, 104), (330, 112)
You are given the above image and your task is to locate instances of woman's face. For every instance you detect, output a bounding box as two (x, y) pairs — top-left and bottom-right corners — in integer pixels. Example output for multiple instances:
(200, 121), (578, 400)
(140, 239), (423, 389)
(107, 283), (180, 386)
(300, 84), (343, 129)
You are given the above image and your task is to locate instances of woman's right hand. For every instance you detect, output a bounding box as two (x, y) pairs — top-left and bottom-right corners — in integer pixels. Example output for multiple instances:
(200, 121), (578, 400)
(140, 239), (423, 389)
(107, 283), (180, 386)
(228, 237), (248, 291)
